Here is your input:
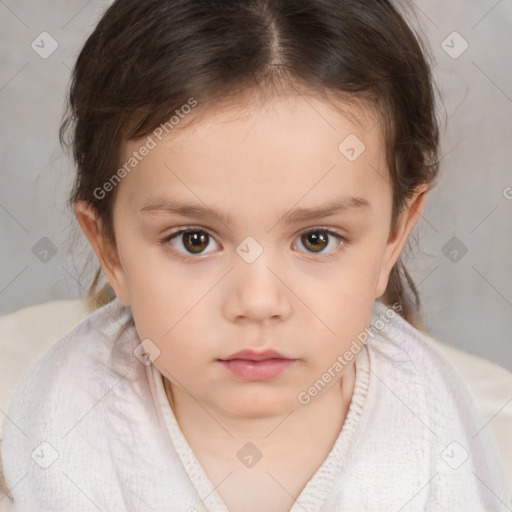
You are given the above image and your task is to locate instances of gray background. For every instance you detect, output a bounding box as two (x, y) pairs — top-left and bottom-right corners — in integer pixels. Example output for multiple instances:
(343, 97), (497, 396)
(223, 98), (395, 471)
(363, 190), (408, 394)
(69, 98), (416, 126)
(1, 0), (511, 370)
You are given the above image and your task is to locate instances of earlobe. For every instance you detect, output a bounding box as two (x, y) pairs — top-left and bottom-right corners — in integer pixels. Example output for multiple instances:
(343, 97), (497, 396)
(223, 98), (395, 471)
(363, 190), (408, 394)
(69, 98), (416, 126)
(374, 186), (429, 299)
(74, 201), (130, 305)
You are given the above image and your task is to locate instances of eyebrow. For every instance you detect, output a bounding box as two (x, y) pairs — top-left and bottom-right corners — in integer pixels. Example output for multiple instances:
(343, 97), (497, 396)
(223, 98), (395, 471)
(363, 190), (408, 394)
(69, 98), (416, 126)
(140, 196), (370, 225)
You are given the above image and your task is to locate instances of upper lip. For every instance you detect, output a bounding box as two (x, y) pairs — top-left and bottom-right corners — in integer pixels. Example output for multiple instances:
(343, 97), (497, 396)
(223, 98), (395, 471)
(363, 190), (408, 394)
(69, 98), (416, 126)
(220, 349), (292, 361)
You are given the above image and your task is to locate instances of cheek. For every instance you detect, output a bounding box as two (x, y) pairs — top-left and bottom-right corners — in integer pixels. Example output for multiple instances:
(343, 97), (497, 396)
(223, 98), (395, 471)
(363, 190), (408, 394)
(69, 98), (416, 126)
(114, 231), (181, 311)
(133, 302), (216, 381)
(131, 283), (213, 345)
(324, 240), (382, 296)
(115, 227), (225, 352)
(322, 285), (374, 346)
(126, 264), (220, 363)
(309, 240), (386, 346)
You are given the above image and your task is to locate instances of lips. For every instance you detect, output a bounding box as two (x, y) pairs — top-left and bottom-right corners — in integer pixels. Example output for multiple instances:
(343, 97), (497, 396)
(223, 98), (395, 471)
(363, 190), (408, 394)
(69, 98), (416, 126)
(220, 349), (289, 361)
(218, 349), (297, 380)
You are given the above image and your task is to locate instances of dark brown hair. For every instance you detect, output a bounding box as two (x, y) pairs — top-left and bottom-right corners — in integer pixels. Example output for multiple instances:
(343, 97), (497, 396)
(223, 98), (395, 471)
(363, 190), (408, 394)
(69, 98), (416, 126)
(60, 0), (440, 327)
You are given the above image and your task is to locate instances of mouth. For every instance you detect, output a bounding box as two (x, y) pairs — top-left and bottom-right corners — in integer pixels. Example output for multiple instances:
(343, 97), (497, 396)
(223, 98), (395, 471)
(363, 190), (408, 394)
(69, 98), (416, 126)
(220, 349), (290, 361)
(218, 349), (297, 380)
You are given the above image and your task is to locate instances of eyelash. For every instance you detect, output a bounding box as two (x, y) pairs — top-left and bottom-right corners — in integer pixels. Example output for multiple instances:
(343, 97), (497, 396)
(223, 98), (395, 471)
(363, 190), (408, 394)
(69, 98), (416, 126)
(160, 226), (350, 262)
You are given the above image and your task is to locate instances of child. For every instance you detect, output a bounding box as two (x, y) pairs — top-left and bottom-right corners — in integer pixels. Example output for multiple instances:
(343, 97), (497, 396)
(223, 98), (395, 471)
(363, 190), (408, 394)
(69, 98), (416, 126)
(1, 0), (510, 510)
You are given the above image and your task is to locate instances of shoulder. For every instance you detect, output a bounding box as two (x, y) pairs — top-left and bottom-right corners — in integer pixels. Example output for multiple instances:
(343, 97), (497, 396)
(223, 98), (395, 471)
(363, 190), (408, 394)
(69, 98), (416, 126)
(362, 300), (511, 508)
(368, 301), (474, 394)
(366, 300), (490, 436)
(4, 298), (135, 414)
(0, 299), (141, 482)
(0, 300), (195, 509)
(4, 298), (139, 424)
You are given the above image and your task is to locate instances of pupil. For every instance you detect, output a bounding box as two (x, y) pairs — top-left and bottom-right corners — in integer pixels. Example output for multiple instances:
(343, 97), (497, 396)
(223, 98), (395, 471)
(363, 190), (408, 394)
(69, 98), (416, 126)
(185, 232), (208, 253)
(304, 231), (327, 252)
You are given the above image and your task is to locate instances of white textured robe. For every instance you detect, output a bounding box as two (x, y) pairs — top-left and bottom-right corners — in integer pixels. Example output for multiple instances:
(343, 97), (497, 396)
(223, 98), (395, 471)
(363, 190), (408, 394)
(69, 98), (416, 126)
(1, 299), (510, 511)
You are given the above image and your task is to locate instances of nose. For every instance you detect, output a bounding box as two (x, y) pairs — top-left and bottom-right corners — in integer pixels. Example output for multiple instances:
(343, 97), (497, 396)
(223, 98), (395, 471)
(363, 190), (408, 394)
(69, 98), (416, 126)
(222, 249), (293, 324)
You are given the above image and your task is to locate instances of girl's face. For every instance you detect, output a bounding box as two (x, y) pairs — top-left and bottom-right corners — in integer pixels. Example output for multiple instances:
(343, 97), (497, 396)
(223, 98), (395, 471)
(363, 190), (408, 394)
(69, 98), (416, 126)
(79, 92), (426, 419)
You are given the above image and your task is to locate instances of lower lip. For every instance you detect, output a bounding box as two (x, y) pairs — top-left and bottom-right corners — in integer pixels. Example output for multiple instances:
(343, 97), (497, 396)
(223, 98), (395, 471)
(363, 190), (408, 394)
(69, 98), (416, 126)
(219, 358), (296, 380)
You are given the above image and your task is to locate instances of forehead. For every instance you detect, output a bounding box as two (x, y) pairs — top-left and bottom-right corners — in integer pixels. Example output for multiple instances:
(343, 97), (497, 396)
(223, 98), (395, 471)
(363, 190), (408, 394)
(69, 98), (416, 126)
(118, 92), (390, 218)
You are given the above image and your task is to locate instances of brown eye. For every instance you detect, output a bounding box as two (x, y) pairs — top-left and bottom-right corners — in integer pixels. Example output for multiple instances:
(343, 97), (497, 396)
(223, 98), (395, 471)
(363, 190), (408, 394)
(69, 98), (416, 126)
(183, 231), (209, 253)
(167, 229), (219, 256)
(295, 229), (343, 255)
(301, 231), (328, 252)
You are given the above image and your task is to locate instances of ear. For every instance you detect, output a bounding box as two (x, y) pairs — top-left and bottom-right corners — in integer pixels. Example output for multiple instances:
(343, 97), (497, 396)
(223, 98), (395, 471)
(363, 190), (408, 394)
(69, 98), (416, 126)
(74, 201), (130, 305)
(374, 185), (429, 299)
